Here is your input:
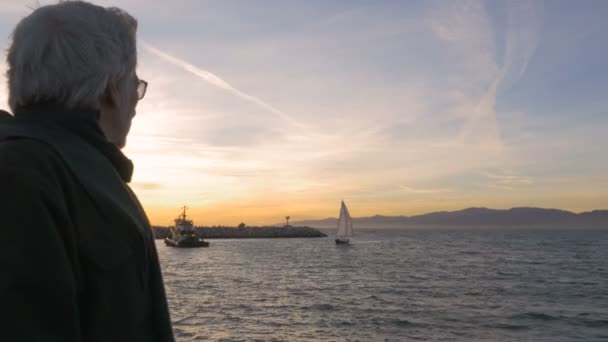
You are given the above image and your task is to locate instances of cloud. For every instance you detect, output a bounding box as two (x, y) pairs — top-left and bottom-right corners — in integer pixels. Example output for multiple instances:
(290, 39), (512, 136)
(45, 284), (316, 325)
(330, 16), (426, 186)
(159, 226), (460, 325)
(502, 1), (544, 89)
(431, 0), (543, 151)
(140, 41), (304, 128)
(482, 171), (533, 190)
(400, 186), (452, 194)
(131, 182), (163, 190)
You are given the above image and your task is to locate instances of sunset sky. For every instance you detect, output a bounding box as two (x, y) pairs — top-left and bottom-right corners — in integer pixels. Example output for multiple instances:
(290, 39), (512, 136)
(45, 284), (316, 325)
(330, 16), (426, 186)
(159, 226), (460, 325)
(1, 1), (607, 225)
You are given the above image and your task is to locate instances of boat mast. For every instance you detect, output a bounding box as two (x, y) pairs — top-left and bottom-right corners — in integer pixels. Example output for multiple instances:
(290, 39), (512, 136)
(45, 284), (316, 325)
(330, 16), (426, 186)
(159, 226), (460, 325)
(181, 205), (188, 220)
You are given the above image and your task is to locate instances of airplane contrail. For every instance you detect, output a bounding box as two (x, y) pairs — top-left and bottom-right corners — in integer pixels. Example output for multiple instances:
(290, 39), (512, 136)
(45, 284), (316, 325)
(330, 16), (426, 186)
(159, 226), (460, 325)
(141, 41), (303, 128)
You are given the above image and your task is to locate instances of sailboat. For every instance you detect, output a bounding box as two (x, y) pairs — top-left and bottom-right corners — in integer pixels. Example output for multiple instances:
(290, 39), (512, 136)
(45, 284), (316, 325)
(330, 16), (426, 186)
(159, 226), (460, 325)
(335, 201), (354, 245)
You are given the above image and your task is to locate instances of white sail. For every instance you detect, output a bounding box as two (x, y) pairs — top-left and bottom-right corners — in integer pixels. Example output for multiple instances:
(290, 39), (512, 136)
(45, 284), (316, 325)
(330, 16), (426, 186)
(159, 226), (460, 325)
(336, 201), (354, 238)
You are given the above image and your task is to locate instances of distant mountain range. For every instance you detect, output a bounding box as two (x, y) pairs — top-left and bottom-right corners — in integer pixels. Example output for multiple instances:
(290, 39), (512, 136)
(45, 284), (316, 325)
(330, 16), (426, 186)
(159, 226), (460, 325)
(290, 207), (608, 229)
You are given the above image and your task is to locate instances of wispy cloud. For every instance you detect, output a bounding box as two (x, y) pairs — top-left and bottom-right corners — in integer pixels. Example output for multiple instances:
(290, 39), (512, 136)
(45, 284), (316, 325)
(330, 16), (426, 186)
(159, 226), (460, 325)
(140, 41), (304, 128)
(502, 1), (544, 88)
(131, 182), (163, 191)
(431, 0), (543, 150)
(482, 171), (533, 190)
(400, 186), (452, 194)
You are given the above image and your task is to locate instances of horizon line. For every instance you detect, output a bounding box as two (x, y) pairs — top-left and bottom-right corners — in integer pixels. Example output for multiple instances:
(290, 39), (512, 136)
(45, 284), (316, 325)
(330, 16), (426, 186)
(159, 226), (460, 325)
(148, 205), (608, 226)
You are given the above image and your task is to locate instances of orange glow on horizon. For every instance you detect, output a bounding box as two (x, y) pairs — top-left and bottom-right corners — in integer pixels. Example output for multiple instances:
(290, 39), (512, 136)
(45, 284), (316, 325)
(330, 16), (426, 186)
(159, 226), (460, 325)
(141, 195), (608, 227)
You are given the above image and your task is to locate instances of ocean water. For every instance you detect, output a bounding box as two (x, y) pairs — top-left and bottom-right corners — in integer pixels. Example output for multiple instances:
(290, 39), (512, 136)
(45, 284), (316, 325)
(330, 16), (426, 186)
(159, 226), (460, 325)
(157, 228), (608, 341)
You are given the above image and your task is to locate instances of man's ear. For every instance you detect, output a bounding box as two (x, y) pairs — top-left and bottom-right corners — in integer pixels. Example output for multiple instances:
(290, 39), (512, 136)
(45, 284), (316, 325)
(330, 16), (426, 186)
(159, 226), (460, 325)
(101, 80), (121, 109)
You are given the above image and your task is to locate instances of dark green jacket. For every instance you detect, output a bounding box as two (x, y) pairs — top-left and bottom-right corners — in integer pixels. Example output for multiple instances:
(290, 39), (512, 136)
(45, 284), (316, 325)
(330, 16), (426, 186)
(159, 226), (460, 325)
(0, 107), (174, 342)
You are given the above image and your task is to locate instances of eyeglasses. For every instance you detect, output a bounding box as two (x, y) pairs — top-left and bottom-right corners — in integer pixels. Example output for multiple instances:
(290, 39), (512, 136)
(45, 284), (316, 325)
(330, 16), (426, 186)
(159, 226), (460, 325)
(137, 79), (148, 100)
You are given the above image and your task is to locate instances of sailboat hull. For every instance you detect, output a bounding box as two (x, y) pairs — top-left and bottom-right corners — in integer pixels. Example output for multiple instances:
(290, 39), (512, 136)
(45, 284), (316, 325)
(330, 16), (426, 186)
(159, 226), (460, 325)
(335, 238), (350, 245)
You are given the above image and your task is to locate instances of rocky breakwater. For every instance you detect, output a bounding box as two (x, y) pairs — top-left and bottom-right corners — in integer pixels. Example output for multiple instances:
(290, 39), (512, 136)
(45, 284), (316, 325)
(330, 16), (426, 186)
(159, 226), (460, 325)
(152, 226), (327, 239)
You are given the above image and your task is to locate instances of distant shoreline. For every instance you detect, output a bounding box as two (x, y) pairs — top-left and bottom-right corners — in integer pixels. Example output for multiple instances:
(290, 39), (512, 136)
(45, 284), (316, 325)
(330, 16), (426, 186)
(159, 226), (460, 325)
(152, 226), (327, 239)
(290, 207), (608, 229)
(312, 224), (608, 230)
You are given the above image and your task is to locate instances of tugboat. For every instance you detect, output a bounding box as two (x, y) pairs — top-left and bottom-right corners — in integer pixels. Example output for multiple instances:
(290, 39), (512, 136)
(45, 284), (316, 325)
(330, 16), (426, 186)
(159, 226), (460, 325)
(164, 206), (209, 248)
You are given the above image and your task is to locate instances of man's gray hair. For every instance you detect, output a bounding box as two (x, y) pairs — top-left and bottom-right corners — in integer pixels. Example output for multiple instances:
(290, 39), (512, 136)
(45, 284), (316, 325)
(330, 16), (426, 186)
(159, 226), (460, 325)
(6, 1), (137, 111)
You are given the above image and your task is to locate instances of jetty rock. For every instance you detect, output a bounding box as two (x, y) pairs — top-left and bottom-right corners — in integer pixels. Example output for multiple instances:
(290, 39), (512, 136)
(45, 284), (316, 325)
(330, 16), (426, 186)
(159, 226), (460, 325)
(152, 225), (327, 239)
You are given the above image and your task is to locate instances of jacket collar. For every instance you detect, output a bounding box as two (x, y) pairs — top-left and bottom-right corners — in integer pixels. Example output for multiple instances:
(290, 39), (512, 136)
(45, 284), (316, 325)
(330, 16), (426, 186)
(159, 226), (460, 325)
(11, 103), (134, 182)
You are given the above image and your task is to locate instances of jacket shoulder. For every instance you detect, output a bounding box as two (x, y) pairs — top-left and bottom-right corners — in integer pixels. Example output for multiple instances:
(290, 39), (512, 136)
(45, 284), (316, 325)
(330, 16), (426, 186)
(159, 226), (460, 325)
(0, 138), (69, 182)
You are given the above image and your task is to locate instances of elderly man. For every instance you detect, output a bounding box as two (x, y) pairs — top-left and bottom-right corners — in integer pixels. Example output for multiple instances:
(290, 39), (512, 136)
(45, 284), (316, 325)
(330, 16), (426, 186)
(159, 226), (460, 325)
(0, 2), (174, 341)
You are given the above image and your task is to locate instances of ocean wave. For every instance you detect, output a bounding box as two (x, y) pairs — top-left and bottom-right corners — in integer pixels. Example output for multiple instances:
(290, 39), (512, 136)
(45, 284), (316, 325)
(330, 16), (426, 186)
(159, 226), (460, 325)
(361, 294), (392, 303)
(390, 318), (421, 327)
(578, 319), (608, 328)
(338, 320), (356, 326)
(307, 303), (336, 311)
(173, 316), (201, 326)
(510, 312), (559, 321)
(173, 329), (195, 338)
(459, 251), (482, 255)
(485, 323), (530, 331)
